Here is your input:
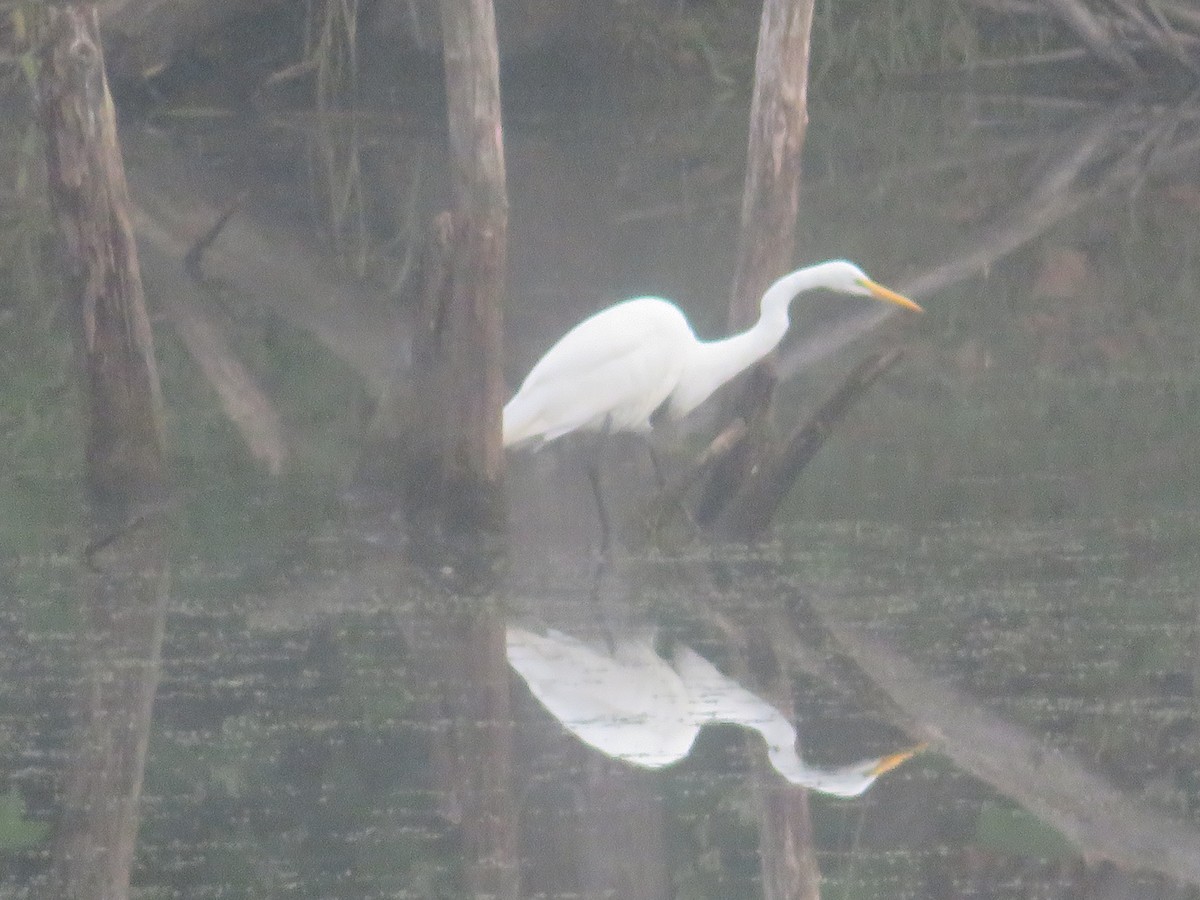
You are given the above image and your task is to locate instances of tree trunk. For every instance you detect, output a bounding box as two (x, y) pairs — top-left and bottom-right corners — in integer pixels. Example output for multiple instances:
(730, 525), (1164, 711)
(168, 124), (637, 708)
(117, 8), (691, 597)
(407, 3), (516, 896)
(695, 0), (815, 533)
(37, 4), (165, 505)
(705, 0), (824, 894)
(33, 11), (171, 898)
(728, 0), (815, 331)
(402, 0), (508, 539)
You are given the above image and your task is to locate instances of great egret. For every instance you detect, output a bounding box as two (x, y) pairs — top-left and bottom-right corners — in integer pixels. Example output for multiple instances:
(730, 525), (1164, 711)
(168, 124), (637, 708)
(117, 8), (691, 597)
(507, 627), (921, 797)
(503, 260), (921, 449)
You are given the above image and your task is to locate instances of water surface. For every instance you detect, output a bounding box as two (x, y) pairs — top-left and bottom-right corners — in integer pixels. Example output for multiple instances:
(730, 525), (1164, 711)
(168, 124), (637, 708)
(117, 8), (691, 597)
(2, 74), (1200, 898)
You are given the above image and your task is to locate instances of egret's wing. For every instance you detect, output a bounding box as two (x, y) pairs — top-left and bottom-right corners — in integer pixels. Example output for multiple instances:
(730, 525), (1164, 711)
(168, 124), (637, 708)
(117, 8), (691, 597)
(504, 299), (691, 444)
(507, 628), (698, 768)
(672, 645), (798, 747)
(516, 299), (686, 388)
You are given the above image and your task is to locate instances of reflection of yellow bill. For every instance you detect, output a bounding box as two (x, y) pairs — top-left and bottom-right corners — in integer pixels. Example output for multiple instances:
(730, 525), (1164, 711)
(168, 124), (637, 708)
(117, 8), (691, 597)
(862, 278), (924, 314)
(870, 742), (929, 777)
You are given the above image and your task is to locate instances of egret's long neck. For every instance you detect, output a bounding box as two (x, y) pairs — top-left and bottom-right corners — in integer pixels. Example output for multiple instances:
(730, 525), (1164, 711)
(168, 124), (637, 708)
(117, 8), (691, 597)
(670, 264), (837, 418)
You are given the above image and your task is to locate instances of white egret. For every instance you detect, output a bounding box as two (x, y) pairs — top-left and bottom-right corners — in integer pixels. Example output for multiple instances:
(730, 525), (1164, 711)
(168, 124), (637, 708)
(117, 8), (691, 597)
(502, 261), (921, 547)
(503, 260), (921, 449)
(507, 627), (921, 797)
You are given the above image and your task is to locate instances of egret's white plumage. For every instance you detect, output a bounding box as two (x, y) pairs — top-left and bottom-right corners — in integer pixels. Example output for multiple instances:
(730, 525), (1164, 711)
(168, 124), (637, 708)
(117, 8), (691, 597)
(503, 260), (921, 448)
(507, 627), (921, 797)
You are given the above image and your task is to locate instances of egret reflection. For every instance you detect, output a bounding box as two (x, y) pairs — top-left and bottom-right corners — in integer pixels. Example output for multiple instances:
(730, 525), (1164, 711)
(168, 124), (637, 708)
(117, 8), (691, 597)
(507, 627), (920, 798)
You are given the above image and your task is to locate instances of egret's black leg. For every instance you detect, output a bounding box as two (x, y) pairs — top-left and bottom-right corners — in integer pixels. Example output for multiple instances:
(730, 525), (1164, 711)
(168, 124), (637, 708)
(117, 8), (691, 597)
(646, 441), (668, 491)
(586, 421), (613, 554)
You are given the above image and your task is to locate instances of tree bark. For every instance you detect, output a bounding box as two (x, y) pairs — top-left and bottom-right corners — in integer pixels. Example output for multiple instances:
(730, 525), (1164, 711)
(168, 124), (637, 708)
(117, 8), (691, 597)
(402, 0), (508, 538)
(714, 1), (823, 895)
(405, 3), (516, 896)
(38, 4), (165, 505)
(33, 12), (171, 898)
(696, 0), (816, 533)
(728, 0), (815, 331)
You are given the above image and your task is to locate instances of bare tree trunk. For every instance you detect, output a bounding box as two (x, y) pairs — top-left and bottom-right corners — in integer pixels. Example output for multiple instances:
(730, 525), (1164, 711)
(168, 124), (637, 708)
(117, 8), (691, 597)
(400, 0), (508, 539)
(728, 0), (815, 332)
(734, 634), (823, 900)
(37, 4), (165, 504)
(33, 12), (171, 898)
(751, 762), (822, 900)
(404, 4), (516, 895)
(699, 1), (824, 895)
(695, 0), (816, 534)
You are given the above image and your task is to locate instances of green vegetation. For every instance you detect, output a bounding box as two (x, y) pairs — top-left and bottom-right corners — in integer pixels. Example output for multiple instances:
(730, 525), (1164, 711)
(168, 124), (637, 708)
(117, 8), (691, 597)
(0, 789), (51, 851)
(975, 802), (1075, 861)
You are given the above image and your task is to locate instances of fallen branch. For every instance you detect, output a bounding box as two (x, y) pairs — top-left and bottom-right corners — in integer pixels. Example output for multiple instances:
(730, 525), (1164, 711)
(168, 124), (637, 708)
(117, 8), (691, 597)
(134, 210), (290, 475)
(799, 596), (1200, 887)
(713, 348), (904, 541)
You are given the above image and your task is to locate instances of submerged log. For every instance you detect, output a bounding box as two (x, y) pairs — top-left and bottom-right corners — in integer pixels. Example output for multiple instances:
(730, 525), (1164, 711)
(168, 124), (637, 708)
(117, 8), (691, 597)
(37, 5), (165, 504)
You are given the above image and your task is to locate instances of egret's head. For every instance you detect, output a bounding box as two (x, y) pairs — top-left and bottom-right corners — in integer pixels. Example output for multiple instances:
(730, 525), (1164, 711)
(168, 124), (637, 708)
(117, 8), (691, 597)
(827, 260), (923, 313)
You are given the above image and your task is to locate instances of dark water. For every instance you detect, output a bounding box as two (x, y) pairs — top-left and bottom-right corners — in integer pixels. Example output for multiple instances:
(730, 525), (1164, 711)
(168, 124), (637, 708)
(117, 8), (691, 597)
(3, 69), (1200, 898)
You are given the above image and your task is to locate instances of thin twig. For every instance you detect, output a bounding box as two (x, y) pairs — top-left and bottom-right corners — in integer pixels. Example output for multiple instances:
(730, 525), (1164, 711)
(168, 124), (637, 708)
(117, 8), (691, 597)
(1044, 0), (1146, 80)
(183, 190), (247, 283)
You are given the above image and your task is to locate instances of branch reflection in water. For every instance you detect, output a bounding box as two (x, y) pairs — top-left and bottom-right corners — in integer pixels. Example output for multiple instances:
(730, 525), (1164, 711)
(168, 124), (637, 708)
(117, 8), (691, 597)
(507, 627), (920, 797)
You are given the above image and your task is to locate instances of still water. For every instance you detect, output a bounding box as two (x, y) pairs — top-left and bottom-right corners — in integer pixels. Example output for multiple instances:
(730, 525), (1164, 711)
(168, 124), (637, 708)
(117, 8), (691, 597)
(3, 72), (1200, 898)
